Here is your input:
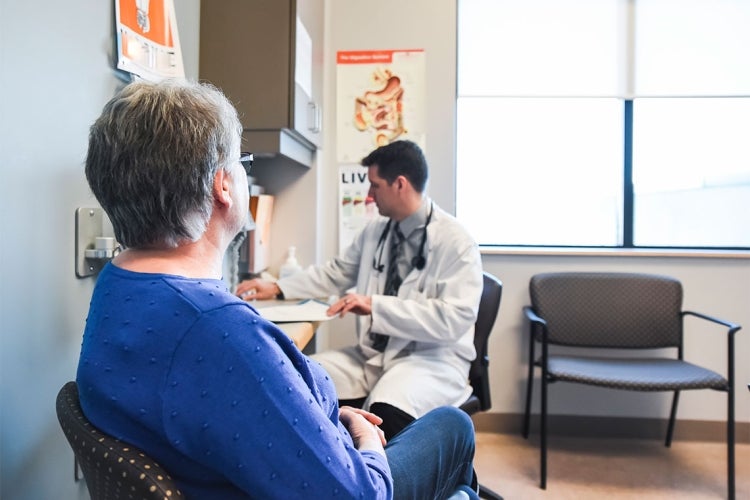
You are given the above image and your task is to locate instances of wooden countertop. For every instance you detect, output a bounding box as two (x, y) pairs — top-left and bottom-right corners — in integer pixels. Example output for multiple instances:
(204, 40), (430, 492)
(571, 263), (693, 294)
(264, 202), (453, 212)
(275, 322), (315, 350)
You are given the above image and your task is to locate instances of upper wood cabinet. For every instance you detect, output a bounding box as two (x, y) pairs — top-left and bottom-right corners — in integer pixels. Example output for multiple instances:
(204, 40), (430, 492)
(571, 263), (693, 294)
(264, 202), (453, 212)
(200, 0), (323, 158)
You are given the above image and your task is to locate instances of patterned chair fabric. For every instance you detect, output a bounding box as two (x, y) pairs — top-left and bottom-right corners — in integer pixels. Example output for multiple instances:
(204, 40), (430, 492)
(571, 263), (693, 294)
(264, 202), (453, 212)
(522, 272), (741, 499)
(546, 356), (728, 391)
(529, 272), (683, 348)
(56, 381), (183, 500)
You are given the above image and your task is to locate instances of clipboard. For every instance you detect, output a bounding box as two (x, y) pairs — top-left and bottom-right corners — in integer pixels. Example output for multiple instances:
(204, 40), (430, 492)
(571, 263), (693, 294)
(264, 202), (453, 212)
(257, 299), (335, 323)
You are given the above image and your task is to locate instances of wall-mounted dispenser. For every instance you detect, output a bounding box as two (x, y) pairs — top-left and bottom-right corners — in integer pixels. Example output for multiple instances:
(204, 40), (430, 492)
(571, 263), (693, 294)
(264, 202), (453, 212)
(75, 207), (119, 278)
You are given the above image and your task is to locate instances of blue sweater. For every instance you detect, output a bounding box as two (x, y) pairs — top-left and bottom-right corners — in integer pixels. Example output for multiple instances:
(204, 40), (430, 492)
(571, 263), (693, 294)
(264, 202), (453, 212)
(77, 263), (392, 499)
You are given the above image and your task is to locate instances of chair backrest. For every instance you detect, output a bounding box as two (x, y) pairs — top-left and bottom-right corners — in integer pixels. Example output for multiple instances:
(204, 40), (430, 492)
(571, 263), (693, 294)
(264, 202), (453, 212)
(56, 381), (182, 500)
(466, 272), (503, 412)
(529, 272), (683, 348)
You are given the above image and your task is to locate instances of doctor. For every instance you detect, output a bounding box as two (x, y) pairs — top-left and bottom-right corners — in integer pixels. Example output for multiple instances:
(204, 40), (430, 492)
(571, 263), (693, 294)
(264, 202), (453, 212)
(237, 140), (483, 439)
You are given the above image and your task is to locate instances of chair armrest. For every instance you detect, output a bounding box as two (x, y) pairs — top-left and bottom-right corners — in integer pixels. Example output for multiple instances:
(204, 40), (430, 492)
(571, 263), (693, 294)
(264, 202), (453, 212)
(683, 311), (741, 390)
(524, 305), (547, 343)
(523, 306), (546, 326)
(683, 310), (742, 336)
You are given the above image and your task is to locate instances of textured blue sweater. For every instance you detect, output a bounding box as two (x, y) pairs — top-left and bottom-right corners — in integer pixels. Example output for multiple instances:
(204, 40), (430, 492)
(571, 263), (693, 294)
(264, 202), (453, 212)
(77, 263), (392, 499)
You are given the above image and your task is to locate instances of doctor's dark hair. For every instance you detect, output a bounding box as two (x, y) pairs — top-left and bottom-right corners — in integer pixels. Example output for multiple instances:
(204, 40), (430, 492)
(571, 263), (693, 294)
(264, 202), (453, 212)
(85, 79), (242, 249)
(361, 140), (429, 193)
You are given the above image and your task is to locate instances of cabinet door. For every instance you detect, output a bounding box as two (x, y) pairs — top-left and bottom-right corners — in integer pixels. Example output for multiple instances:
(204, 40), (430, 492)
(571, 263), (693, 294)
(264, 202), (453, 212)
(292, 0), (323, 147)
(200, 0), (321, 147)
(200, 0), (292, 131)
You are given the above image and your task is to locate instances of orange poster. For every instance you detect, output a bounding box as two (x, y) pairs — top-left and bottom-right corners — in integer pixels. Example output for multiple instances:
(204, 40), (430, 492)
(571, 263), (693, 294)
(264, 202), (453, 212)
(336, 49), (426, 163)
(115, 0), (184, 81)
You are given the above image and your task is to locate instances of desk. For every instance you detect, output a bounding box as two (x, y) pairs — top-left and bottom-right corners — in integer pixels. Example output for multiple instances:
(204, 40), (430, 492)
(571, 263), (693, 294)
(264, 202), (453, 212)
(276, 322), (315, 350)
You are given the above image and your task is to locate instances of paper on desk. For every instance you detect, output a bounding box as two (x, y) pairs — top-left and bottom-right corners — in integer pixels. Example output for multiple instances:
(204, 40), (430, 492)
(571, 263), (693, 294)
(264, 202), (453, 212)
(257, 299), (335, 323)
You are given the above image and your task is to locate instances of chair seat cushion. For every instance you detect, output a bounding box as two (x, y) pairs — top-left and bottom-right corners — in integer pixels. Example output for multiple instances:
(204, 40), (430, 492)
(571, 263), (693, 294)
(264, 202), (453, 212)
(541, 355), (728, 391)
(460, 395), (482, 415)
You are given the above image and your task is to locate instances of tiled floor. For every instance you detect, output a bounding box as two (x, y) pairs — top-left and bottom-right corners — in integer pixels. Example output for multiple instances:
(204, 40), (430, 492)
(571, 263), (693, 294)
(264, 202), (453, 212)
(473, 432), (749, 499)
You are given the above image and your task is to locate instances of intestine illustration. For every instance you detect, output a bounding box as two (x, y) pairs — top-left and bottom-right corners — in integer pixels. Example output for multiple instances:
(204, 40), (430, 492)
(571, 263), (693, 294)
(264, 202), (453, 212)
(353, 68), (406, 147)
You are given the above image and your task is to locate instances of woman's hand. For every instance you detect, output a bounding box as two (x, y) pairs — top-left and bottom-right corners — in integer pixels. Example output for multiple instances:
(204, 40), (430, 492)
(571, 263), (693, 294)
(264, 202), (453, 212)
(339, 406), (387, 456)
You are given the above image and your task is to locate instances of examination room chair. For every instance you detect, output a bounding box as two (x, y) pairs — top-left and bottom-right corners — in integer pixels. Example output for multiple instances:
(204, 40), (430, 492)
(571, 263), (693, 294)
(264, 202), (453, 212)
(460, 271), (504, 500)
(56, 381), (182, 500)
(522, 272), (741, 499)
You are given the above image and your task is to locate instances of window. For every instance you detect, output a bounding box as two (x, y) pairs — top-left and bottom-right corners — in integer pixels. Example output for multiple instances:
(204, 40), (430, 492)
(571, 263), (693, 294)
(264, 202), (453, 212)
(456, 0), (750, 249)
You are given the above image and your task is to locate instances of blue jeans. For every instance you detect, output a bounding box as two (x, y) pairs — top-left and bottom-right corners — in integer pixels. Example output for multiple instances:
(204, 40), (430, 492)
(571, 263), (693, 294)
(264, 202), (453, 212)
(384, 406), (480, 500)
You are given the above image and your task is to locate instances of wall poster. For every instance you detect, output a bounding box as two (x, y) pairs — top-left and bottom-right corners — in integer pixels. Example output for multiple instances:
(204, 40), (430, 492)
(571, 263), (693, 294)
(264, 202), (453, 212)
(336, 49), (426, 163)
(338, 164), (379, 252)
(336, 49), (426, 251)
(115, 0), (184, 81)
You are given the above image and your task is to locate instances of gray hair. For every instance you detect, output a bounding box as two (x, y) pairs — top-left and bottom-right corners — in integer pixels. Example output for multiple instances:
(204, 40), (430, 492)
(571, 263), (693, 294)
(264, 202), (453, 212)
(85, 79), (242, 249)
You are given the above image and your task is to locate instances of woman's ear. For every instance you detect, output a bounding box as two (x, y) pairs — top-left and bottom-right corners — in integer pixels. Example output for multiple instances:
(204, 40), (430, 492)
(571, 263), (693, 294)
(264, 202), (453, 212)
(213, 168), (233, 208)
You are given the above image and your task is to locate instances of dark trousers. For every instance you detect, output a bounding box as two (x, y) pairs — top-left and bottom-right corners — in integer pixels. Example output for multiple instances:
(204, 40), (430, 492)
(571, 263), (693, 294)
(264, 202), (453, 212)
(338, 398), (415, 441)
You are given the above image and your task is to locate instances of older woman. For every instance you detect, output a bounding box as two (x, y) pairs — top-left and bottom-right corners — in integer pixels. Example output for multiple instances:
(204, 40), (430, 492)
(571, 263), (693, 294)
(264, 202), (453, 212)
(76, 79), (479, 500)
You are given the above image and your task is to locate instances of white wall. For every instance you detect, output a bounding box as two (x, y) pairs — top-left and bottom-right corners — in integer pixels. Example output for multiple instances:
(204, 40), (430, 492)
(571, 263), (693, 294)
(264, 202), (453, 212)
(322, 0), (750, 426)
(315, 0), (462, 351)
(0, 1), (200, 497)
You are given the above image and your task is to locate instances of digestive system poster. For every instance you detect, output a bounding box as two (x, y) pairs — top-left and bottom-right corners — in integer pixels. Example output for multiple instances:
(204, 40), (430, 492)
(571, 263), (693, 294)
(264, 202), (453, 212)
(336, 49), (426, 163)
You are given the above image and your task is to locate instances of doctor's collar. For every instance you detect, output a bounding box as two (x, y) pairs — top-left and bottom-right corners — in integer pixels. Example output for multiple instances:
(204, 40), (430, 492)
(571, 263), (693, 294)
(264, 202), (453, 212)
(398, 197), (432, 237)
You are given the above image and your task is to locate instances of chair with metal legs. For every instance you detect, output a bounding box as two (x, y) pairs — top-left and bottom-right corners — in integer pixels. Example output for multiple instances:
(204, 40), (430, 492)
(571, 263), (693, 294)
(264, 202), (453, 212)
(522, 272), (740, 499)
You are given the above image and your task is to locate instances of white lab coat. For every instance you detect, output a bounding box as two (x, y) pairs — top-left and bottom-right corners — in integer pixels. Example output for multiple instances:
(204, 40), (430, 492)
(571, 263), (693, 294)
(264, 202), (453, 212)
(277, 201), (483, 417)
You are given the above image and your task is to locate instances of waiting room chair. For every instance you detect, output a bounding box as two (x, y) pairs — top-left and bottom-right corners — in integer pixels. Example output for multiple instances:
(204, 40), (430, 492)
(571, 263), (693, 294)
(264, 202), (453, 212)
(521, 272), (741, 499)
(460, 272), (504, 500)
(56, 381), (183, 500)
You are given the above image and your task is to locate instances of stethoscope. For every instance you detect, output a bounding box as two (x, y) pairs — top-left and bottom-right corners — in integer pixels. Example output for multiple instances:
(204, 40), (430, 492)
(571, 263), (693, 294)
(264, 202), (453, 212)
(372, 202), (434, 273)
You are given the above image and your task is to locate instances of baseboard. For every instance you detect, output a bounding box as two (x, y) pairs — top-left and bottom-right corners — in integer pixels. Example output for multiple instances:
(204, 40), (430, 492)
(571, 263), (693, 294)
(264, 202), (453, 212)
(471, 413), (750, 443)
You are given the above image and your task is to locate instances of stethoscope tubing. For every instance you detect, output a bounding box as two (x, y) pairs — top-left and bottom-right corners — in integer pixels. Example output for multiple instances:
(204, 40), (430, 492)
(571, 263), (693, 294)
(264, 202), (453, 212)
(372, 202), (433, 273)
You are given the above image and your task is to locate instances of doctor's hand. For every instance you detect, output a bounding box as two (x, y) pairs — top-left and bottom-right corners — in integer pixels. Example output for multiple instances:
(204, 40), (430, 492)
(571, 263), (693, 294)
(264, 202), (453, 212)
(236, 279), (281, 301)
(327, 293), (372, 317)
(339, 406), (387, 454)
